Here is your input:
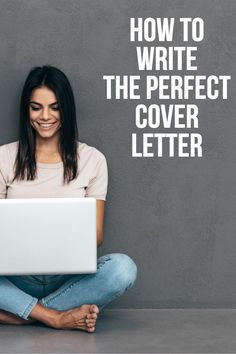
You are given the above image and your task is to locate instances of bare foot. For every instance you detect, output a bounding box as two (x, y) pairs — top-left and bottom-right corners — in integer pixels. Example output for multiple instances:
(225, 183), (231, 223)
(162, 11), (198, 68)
(28, 303), (100, 332)
(0, 310), (36, 325)
(51, 304), (99, 332)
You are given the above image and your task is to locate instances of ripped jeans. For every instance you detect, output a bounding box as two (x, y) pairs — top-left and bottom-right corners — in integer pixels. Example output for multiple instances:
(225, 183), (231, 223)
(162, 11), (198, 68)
(0, 253), (137, 320)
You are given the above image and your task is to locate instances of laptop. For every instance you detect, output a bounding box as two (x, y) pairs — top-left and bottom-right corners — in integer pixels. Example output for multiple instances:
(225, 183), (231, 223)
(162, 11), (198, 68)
(0, 197), (97, 275)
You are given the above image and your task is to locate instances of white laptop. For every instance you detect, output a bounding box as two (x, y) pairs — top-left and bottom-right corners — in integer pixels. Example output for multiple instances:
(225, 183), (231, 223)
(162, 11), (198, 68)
(0, 198), (97, 275)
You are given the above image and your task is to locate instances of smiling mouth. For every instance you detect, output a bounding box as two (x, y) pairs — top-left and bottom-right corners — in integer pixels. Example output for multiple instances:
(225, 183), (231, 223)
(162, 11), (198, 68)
(38, 122), (56, 128)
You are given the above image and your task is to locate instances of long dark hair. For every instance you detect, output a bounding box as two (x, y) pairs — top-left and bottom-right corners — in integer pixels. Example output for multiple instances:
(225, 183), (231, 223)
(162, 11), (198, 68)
(13, 65), (79, 184)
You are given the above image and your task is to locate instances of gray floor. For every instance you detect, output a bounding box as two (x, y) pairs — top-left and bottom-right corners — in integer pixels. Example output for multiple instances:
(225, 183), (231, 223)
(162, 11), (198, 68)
(0, 309), (236, 353)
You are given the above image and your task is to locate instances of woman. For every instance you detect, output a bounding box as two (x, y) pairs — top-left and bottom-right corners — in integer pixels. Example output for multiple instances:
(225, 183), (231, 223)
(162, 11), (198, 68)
(0, 65), (137, 332)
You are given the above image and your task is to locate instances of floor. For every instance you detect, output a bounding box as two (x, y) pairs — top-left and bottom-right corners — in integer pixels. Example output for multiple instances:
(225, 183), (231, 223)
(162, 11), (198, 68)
(0, 309), (236, 353)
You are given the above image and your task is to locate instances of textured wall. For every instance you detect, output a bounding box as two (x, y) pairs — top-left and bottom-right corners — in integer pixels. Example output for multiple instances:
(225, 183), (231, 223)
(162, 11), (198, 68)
(0, 0), (235, 308)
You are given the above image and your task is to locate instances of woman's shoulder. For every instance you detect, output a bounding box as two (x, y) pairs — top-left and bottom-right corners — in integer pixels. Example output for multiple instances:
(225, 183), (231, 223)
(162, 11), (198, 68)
(0, 140), (18, 162)
(77, 141), (106, 163)
(0, 141), (18, 181)
(0, 140), (18, 152)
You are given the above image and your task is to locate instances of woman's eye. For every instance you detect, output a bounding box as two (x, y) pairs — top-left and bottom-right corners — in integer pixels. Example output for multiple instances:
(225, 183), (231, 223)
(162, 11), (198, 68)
(30, 106), (40, 111)
(52, 106), (59, 111)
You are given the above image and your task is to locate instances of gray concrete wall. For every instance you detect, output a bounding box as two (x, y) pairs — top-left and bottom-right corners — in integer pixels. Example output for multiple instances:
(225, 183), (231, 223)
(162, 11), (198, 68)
(0, 0), (235, 308)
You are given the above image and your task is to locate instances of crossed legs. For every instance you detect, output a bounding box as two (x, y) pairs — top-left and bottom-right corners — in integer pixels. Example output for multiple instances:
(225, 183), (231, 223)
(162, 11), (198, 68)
(0, 253), (137, 332)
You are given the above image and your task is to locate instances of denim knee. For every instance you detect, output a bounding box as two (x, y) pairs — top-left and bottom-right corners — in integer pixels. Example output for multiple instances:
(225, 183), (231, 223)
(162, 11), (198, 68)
(106, 253), (138, 293)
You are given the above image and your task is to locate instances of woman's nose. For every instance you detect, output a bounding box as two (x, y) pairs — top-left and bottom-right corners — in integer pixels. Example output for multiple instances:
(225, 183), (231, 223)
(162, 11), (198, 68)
(41, 108), (51, 120)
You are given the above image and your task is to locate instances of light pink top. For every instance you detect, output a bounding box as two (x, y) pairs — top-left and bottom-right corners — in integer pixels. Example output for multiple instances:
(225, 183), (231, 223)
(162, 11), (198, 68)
(0, 141), (108, 200)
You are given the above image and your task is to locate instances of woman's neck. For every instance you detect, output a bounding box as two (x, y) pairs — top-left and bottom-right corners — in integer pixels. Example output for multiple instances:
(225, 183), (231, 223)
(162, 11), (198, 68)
(35, 135), (62, 163)
(35, 135), (60, 154)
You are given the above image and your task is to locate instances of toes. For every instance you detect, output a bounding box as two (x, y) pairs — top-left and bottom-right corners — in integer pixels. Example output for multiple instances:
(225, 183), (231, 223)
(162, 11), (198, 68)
(76, 324), (96, 332)
(87, 313), (97, 320)
(86, 318), (96, 327)
(87, 326), (95, 332)
(90, 305), (99, 314)
(86, 322), (96, 328)
(86, 318), (96, 324)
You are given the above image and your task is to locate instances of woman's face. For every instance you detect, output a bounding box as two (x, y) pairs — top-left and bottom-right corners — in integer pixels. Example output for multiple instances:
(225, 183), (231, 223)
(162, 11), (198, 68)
(29, 86), (61, 141)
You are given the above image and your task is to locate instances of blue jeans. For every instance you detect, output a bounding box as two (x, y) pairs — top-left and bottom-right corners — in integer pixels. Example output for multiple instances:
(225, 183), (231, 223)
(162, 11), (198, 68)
(0, 253), (137, 320)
